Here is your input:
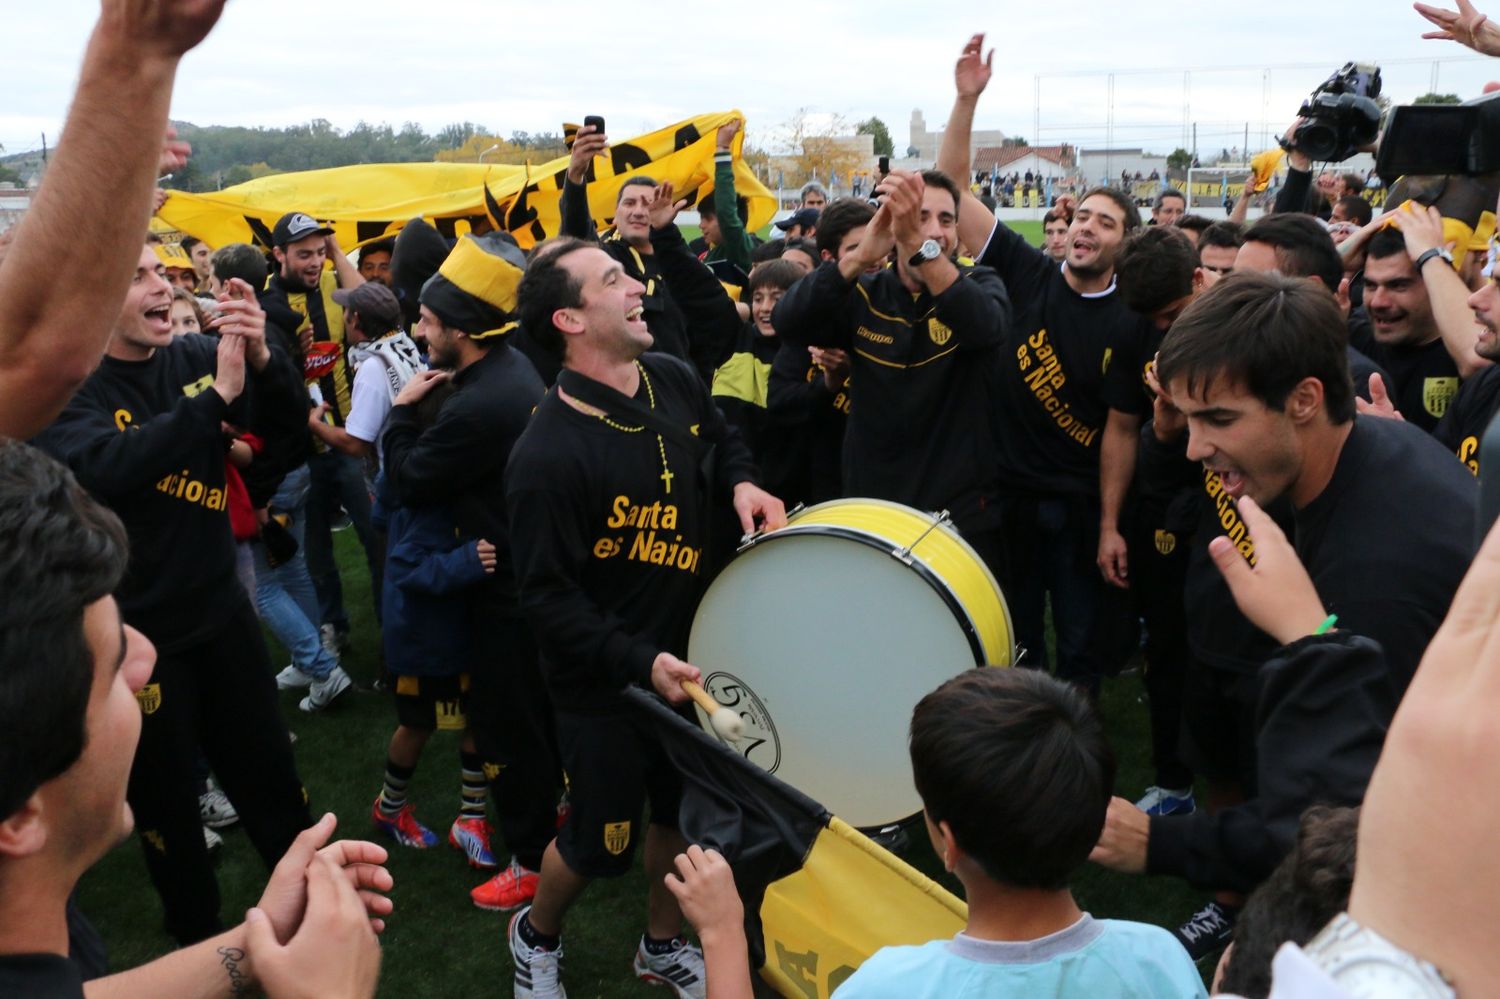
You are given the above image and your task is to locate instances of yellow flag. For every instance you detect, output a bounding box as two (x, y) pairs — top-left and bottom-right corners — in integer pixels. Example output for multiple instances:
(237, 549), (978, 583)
(156, 111), (774, 253)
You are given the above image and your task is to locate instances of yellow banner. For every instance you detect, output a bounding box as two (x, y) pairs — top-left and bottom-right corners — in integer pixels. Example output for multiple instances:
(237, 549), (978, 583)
(156, 111), (775, 252)
(759, 817), (967, 998)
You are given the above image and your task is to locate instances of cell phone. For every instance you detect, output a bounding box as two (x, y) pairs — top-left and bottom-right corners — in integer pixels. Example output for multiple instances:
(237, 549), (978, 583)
(878, 155), (890, 175)
(584, 115), (606, 135)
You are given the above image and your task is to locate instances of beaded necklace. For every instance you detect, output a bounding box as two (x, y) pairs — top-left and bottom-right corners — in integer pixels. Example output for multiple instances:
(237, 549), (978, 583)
(568, 361), (674, 494)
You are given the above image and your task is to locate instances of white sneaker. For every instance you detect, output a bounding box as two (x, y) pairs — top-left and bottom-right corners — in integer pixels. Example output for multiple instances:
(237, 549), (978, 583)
(203, 825), (223, 853)
(632, 936), (706, 999)
(509, 906), (565, 999)
(298, 666), (354, 713)
(275, 664), (314, 690)
(199, 781), (239, 829)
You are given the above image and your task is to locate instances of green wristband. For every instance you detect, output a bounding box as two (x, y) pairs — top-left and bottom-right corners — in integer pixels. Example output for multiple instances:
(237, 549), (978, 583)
(1314, 614), (1338, 636)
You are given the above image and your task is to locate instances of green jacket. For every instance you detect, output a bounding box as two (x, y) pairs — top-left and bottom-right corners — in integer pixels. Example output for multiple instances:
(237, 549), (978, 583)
(702, 150), (754, 277)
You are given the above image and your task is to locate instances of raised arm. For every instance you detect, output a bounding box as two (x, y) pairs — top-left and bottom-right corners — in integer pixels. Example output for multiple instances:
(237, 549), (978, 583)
(560, 121), (608, 242)
(935, 33), (1001, 257)
(1391, 203), (1493, 378)
(0, 0), (226, 439)
(711, 120), (754, 275)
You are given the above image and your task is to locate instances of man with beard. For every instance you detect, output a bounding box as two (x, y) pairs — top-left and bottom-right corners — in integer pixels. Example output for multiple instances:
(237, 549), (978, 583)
(1351, 212), (1475, 433)
(36, 243), (313, 945)
(938, 33), (1149, 694)
(1434, 237), (1500, 474)
(380, 233), (560, 913)
(504, 209), (784, 998)
(258, 211), (381, 651)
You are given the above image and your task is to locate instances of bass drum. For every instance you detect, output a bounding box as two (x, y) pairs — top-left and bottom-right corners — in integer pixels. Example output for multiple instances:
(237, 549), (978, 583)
(687, 498), (1013, 829)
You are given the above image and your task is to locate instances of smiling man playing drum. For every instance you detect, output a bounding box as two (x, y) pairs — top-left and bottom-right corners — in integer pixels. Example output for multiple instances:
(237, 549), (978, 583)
(504, 189), (785, 999)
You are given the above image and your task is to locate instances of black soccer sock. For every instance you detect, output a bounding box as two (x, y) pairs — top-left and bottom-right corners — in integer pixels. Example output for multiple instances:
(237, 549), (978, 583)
(517, 912), (560, 950)
(459, 752), (488, 819)
(643, 933), (684, 955)
(378, 759), (416, 818)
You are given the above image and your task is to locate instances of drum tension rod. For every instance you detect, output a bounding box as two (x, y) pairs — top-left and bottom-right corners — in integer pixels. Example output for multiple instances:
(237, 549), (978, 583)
(736, 503), (805, 552)
(890, 510), (951, 565)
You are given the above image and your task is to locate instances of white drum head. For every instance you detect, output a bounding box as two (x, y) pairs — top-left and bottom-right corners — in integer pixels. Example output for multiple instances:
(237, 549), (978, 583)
(688, 530), (981, 829)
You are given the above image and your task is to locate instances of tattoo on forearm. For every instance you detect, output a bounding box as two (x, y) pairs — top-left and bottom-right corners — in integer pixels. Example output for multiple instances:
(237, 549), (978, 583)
(218, 946), (251, 995)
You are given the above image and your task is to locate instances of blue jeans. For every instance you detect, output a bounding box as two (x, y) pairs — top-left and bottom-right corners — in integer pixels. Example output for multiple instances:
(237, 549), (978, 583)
(303, 449), (382, 632)
(253, 466), (338, 680)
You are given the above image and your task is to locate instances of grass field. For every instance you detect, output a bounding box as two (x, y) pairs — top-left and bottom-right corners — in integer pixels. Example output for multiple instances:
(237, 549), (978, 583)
(74, 217), (1206, 996)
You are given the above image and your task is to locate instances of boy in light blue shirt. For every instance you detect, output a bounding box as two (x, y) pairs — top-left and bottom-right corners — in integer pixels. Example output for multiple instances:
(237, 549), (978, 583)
(832, 668), (1206, 997)
(666, 668), (1206, 998)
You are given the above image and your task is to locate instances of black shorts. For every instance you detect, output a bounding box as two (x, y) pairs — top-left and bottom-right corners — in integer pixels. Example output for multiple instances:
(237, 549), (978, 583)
(1179, 660), (1262, 791)
(554, 708), (682, 879)
(392, 673), (470, 732)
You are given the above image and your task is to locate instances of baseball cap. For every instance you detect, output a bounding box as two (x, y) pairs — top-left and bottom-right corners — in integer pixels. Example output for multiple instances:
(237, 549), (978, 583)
(332, 282), (403, 335)
(272, 212), (335, 248)
(774, 207), (820, 232)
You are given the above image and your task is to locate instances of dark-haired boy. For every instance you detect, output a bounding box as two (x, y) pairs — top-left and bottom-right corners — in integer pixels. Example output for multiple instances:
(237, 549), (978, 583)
(835, 668), (1205, 996)
(666, 668), (1206, 998)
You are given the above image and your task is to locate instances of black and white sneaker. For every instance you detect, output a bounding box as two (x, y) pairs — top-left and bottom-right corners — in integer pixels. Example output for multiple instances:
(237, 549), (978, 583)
(632, 935), (706, 999)
(198, 780), (239, 829)
(1173, 900), (1238, 961)
(298, 666), (354, 713)
(508, 905), (565, 999)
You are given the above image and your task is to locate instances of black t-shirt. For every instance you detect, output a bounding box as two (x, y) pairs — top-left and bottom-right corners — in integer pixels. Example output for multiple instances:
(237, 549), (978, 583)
(1295, 417), (1477, 692)
(1434, 363), (1500, 476)
(382, 342), (544, 613)
(1348, 309), (1461, 433)
(35, 335), (304, 651)
(763, 340), (849, 507)
(0, 953), (84, 998)
(1183, 467), (1290, 676)
(979, 223), (1150, 496)
(506, 354), (758, 711)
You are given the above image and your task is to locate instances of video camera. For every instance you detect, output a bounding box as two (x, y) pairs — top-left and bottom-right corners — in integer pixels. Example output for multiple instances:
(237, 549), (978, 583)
(1378, 89), (1500, 178)
(1283, 63), (1383, 163)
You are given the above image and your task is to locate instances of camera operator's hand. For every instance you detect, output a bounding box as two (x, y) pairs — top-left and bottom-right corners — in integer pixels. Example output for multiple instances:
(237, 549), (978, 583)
(1416, 0), (1500, 56)
(1282, 119), (1313, 172)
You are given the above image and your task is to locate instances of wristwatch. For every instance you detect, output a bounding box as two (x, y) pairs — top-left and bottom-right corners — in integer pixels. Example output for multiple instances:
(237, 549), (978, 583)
(1301, 913), (1455, 997)
(1414, 247), (1454, 272)
(908, 239), (942, 268)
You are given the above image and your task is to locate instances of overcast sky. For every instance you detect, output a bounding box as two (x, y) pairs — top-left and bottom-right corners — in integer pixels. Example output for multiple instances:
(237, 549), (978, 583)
(5, 1), (1498, 161)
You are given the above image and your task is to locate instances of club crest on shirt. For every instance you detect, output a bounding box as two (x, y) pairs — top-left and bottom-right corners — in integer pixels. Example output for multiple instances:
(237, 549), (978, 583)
(604, 821), (632, 855)
(181, 374), (214, 398)
(435, 699), (466, 731)
(135, 683), (162, 715)
(1154, 529), (1177, 555)
(1424, 376), (1459, 418)
(928, 318), (953, 346)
